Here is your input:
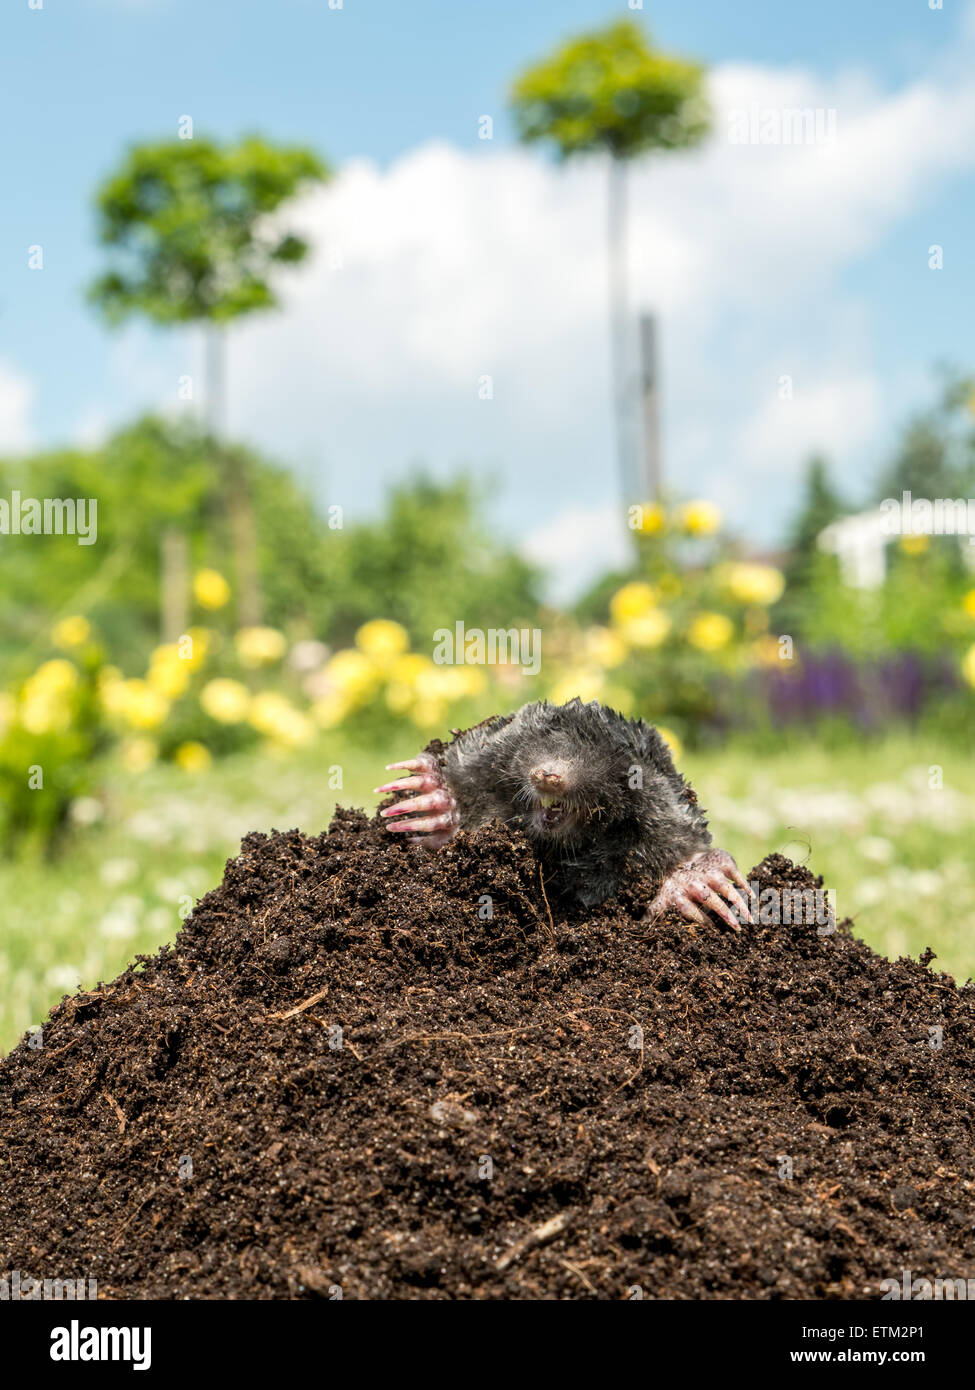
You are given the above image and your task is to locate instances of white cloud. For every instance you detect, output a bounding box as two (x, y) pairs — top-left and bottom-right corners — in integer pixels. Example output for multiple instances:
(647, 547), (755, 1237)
(740, 373), (884, 479)
(0, 362), (36, 454)
(522, 502), (631, 604)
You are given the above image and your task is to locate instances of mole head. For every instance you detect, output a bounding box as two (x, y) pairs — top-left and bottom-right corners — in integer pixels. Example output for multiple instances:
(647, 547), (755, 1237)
(505, 699), (636, 842)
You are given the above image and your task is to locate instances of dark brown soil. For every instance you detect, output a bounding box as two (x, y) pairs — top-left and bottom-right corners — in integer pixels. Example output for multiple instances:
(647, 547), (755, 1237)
(1, 810), (974, 1300)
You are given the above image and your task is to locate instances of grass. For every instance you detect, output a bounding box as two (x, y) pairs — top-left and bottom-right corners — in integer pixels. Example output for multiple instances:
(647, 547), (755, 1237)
(2, 734), (973, 1053)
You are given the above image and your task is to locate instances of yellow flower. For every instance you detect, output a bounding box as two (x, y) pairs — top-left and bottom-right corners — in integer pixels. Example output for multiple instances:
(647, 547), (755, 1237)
(97, 668), (127, 715)
(900, 534), (929, 556)
(273, 710), (315, 747)
(609, 581), (659, 625)
(116, 679), (170, 730)
(147, 644), (191, 699)
(384, 682), (415, 714)
(311, 692), (351, 728)
(656, 725), (683, 760)
(455, 666), (487, 697)
(120, 737), (157, 772)
(415, 666), (477, 702)
(584, 626), (627, 668)
(181, 627), (211, 671)
(326, 649), (380, 700)
(200, 678), (251, 724)
(51, 615), (91, 648)
(248, 691), (292, 734)
(632, 502), (666, 535)
(410, 700), (448, 729)
(20, 661), (79, 734)
(615, 610), (671, 649)
(355, 619), (409, 661)
(964, 589), (975, 619)
(548, 669), (606, 705)
(963, 644), (975, 688)
(174, 741), (212, 773)
(688, 612), (734, 652)
(678, 501), (721, 536)
(248, 692), (314, 746)
(749, 635), (792, 668)
(721, 563), (785, 607)
(194, 569), (231, 610)
(235, 626), (287, 667)
(20, 692), (71, 735)
(28, 659), (78, 695)
(389, 652), (435, 686)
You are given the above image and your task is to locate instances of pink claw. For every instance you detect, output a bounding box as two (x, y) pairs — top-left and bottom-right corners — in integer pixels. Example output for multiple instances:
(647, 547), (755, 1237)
(381, 789), (452, 818)
(374, 775), (427, 794)
(646, 849), (750, 931)
(377, 752), (460, 851)
(384, 811), (454, 835)
(385, 755), (437, 773)
(376, 754), (442, 798)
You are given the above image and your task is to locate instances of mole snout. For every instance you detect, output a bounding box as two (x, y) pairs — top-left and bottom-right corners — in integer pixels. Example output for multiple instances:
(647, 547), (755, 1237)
(529, 764), (569, 794)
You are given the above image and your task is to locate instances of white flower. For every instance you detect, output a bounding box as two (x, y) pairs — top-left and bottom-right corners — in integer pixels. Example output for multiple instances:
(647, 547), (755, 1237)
(858, 836), (894, 864)
(69, 797), (103, 826)
(100, 857), (138, 886)
(854, 878), (887, 907)
(44, 965), (81, 992)
(289, 639), (329, 673)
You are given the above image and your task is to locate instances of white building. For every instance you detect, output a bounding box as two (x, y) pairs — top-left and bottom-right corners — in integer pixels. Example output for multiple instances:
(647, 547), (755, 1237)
(818, 496), (975, 589)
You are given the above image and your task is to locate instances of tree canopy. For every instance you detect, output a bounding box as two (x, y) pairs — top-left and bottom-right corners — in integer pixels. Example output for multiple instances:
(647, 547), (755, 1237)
(87, 135), (329, 326)
(874, 373), (975, 504)
(509, 19), (710, 161)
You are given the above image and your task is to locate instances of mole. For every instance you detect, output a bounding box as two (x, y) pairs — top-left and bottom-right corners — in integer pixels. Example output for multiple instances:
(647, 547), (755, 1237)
(375, 697), (753, 928)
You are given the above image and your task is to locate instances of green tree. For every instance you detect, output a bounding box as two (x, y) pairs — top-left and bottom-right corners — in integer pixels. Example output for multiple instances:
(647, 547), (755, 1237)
(318, 475), (543, 646)
(87, 135), (329, 629)
(509, 20), (710, 503)
(788, 456), (845, 563)
(873, 372), (975, 504)
(0, 425), (542, 672)
(0, 418), (217, 667)
(777, 454), (846, 632)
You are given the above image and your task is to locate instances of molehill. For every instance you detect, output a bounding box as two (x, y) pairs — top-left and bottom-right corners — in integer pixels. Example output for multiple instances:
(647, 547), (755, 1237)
(1, 810), (974, 1300)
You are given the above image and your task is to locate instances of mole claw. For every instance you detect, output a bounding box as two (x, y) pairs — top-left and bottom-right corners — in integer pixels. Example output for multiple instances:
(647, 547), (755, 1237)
(385, 753), (437, 773)
(675, 894), (705, 925)
(376, 775), (426, 795)
(734, 869), (755, 899)
(386, 811), (452, 835)
(707, 875), (751, 925)
(713, 898), (742, 931)
(382, 790), (450, 818)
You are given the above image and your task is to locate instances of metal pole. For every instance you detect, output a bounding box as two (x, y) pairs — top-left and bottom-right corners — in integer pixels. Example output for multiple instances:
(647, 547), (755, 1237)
(638, 312), (662, 501)
(608, 155), (635, 503)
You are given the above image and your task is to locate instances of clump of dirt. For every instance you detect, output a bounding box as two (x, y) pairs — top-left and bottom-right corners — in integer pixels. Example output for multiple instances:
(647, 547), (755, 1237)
(1, 810), (973, 1300)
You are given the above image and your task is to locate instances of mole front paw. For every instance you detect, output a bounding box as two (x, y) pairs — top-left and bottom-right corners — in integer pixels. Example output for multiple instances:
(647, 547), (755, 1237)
(646, 849), (753, 931)
(375, 753), (460, 849)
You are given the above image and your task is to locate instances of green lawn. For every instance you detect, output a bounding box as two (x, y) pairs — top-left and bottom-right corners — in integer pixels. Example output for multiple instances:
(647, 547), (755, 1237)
(2, 734), (972, 1053)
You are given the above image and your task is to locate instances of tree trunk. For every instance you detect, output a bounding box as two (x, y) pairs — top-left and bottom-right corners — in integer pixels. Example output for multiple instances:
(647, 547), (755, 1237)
(205, 324), (262, 627)
(607, 153), (635, 504)
(160, 527), (189, 642)
(225, 447), (262, 628)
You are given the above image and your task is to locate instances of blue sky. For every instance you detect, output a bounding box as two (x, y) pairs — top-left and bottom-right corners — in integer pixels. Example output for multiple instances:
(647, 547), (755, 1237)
(1, 0), (971, 592)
